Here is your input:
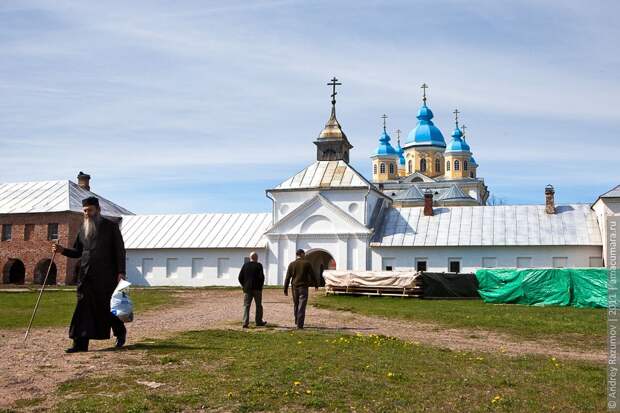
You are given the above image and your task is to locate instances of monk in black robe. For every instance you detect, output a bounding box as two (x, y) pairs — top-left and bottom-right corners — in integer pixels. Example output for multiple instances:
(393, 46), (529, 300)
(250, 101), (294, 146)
(53, 196), (127, 353)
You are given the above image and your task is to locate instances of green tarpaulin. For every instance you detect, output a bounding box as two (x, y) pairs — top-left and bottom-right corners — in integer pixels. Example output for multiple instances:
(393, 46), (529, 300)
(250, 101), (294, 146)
(475, 268), (608, 308)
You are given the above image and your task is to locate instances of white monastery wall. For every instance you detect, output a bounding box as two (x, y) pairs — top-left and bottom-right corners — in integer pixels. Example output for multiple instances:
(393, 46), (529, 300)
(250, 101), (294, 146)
(370, 245), (604, 273)
(126, 248), (264, 287)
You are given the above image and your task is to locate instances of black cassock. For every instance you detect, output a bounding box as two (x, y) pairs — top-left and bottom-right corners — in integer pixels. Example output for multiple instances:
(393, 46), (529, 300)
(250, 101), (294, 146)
(62, 217), (126, 340)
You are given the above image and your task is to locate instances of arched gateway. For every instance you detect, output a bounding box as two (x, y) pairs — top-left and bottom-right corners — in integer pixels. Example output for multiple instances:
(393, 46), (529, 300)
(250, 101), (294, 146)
(305, 249), (336, 287)
(2, 259), (25, 284)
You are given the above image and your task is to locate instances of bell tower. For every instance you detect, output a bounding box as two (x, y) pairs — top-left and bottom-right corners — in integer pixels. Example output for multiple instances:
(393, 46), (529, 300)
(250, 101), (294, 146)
(314, 77), (353, 163)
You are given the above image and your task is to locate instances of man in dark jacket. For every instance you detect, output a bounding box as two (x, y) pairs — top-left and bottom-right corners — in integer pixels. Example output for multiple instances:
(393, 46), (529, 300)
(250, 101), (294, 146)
(283, 249), (318, 329)
(52, 196), (126, 353)
(238, 252), (267, 328)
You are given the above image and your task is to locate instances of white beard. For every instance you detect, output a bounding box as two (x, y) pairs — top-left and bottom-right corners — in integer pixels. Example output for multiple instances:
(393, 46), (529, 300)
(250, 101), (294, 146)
(83, 215), (99, 240)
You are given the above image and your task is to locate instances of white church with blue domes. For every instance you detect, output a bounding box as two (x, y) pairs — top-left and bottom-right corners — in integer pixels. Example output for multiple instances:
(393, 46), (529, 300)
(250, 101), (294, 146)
(114, 80), (613, 286)
(371, 84), (487, 208)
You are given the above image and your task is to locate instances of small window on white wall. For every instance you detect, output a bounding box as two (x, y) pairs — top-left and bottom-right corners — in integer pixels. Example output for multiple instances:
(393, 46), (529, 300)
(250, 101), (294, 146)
(415, 259), (427, 272)
(552, 257), (568, 268)
(142, 258), (154, 278)
(191, 258), (204, 278)
(382, 257), (395, 271)
(448, 259), (461, 273)
(166, 258), (178, 278)
(589, 257), (604, 267)
(482, 257), (497, 268)
(516, 257), (531, 268)
(217, 258), (230, 278)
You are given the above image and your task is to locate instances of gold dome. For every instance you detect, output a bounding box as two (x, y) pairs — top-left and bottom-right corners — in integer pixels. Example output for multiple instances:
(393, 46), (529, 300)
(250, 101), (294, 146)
(318, 107), (347, 140)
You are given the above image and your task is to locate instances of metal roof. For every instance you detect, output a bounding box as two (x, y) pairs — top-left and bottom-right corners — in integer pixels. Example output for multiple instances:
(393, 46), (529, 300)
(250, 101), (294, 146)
(395, 185), (424, 201)
(436, 184), (475, 202)
(600, 185), (620, 198)
(272, 160), (376, 191)
(371, 204), (602, 247)
(121, 212), (271, 249)
(0, 180), (132, 217)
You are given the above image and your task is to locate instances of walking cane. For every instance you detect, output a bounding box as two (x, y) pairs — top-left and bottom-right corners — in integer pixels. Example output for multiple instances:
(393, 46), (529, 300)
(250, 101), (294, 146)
(24, 250), (57, 343)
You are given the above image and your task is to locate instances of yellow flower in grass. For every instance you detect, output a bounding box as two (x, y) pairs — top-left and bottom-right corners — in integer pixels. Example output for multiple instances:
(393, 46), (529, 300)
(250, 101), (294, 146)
(387, 372), (394, 378)
(305, 390), (312, 394)
(293, 381), (301, 386)
(227, 392), (233, 398)
(491, 395), (502, 404)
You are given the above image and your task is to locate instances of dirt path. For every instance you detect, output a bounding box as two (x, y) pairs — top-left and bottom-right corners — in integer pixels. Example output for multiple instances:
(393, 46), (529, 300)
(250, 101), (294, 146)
(0, 289), (605, 411)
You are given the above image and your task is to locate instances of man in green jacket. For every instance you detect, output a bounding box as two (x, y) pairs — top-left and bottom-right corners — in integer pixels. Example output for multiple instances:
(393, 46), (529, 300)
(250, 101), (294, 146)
(283, 249), (318, 329)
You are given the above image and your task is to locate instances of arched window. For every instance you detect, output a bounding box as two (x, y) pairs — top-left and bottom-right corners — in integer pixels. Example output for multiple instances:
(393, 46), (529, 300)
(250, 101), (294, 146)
(454, 160), (460, 171)
(373, 164), (377, 175)
(470, 171), (474, 178)
(408, 160), (412, 174)
(435, 158), (440, 173)
(420, 158), (427, 172)
(446, 160), (450, 171)
(389, 163), (394, 174)
(464, 160), (468, 171)
(380, 163), (386, 174)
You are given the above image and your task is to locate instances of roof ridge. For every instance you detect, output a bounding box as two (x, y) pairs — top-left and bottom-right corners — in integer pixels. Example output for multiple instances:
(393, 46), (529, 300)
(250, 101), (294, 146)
(124, 212), (270, 218)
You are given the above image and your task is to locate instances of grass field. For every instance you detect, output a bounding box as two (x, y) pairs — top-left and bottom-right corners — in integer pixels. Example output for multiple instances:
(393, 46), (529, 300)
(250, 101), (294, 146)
(0, 289), (177, 329)
(45, 329), (605, 413)
(313, 295), (606, 350)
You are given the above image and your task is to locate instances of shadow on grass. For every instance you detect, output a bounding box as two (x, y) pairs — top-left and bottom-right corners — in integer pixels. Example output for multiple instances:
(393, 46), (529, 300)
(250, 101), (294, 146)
(261, 323), (377, 332)
(97, 342), (202, 352)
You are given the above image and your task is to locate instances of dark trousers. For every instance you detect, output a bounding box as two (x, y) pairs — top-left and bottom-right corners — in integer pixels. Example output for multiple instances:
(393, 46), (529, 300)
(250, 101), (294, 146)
(243, 290), (264, 326)
(73, 314), (126, 350)
(110, 313), (126, 338)
(292, 287), (309, 328)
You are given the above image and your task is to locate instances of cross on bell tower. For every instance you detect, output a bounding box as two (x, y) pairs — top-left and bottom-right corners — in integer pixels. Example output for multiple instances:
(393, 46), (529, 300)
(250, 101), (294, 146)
(314, 76), (353, 163)
(328, 77), (341, 107)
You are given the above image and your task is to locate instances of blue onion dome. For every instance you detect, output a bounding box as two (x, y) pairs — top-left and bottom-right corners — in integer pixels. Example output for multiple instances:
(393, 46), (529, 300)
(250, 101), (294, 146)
(446, 126), (471, 153)
(395, 137), (406, 165)
(372, 130), (399, 158)
(404, 103), (447, 148)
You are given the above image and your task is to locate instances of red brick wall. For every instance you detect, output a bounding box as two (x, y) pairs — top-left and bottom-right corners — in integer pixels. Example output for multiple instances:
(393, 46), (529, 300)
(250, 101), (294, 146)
(0, 212), (83, 285)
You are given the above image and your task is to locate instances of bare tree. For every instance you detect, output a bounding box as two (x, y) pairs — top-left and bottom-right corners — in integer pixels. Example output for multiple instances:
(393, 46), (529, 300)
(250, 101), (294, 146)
(487, 194), (505, 206)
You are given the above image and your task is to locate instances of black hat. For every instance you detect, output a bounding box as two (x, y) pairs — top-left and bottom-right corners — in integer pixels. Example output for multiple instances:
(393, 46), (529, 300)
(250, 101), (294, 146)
(82, 196), (100, 207)
(296, 249), (305, 256)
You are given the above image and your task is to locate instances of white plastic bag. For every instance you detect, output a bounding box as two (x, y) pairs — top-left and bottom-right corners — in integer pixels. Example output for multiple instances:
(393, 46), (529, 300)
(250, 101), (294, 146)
(110, 279), (134, 322)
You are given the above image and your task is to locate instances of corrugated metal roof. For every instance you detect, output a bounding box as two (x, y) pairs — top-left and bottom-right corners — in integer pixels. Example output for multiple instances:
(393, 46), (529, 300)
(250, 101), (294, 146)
(0, 180), (132, 217)
(121, 212), (272, 249)
(371, 204), (602, 247)
(273, 160), (374, 190)
(436, 184), (474, 201)
(395, 185), (424, 201)
(601, 185), (620, 198)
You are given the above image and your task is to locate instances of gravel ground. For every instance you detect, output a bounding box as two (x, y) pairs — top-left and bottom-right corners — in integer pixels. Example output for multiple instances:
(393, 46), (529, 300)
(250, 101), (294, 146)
(0, 288), (605, 411)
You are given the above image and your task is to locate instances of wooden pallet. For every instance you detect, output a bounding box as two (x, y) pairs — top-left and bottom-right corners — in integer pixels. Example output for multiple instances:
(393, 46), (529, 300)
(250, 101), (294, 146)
(325, 285), (423, 298)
